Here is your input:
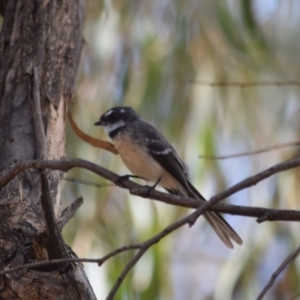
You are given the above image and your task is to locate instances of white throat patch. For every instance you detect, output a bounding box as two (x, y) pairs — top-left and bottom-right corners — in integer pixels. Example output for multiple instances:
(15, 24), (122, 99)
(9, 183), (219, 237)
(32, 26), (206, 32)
(103, 120), (125, 135)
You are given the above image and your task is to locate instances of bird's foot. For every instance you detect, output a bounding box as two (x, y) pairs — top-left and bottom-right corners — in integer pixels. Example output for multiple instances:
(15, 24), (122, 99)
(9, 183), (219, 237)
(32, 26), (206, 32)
(114, 175), (145, 187)
(143, 177), (161, 197)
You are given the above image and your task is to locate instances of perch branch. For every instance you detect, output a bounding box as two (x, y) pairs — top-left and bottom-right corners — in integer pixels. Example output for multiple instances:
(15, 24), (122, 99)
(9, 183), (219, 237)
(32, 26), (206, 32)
(1, 158), (300, 297)
(1, 158), (300, 222)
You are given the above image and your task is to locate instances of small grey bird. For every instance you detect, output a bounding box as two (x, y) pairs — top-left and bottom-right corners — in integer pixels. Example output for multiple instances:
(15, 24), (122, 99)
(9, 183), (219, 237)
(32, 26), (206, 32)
(95, 106), (242, 248)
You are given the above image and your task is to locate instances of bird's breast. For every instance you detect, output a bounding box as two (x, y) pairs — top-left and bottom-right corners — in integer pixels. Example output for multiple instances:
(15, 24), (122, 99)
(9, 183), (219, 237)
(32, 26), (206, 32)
(113, 133), (163, 182)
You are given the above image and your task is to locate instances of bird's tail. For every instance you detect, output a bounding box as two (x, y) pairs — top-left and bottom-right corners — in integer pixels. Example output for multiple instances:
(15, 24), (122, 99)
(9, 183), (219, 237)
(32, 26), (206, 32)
(186, 181), (243, 249)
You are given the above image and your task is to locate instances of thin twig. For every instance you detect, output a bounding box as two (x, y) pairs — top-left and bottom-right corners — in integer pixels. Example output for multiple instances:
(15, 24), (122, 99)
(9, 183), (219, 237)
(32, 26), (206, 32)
(58, 196), (84, 230)
(188, 79), (300, 88)
(0, 204), (210, 299)
(106, 206), (210, 299)
(199, 141), (300, 160)
(0, 244), (141, 277)
(257, 244), (300, 300)
(63, 177), (115, 188)
(205, 158), (300, 206)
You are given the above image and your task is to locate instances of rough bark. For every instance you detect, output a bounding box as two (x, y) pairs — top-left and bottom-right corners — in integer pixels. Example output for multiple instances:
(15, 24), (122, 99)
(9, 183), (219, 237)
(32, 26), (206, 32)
(0, 0), (96, 299)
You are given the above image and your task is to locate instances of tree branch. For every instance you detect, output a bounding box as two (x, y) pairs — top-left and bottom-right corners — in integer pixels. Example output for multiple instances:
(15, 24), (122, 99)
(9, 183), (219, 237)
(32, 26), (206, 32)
(0, 206), (220, 299)
(188, 79), (300, 88)
(58, 196), (84, 230)
(257, 244), (300, 300)
(199, 140), (300, 160)
(0, 243), (141, 277)
(106, 205), (217, 299)
(1, 158), (300, 222)
(40, 171), (68, 269)
(63, 177), (115, 188)
(1, 157), (300, 298)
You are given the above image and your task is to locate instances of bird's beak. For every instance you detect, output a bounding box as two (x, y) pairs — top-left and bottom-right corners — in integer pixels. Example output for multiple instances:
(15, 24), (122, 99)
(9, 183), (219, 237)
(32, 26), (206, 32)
(94, 120), (103, 126)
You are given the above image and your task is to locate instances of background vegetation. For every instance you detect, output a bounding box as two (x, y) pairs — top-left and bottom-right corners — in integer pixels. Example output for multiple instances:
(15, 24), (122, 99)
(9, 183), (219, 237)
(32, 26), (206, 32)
(62, 1), (300, 299)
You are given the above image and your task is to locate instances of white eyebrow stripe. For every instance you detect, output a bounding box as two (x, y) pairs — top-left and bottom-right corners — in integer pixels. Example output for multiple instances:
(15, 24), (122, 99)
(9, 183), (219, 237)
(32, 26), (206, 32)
(104, 110), (113, 117)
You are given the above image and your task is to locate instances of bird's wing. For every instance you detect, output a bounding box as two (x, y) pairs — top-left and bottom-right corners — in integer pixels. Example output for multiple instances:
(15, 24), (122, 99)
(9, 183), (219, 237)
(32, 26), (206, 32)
(131, 122), (242, 248)
(135, 121), (189, 191)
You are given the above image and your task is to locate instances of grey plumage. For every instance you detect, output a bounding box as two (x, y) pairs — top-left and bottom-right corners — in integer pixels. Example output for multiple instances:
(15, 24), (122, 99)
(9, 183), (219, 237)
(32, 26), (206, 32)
(95, 106), (243, 248)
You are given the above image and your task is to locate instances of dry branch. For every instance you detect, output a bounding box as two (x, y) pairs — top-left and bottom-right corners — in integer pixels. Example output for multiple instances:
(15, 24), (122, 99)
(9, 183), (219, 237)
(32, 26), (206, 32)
(58, 196), (84, 230)
(4, 160), (300, 226)
(199, 141), (300, 160)
(189, 80), (300, 88)
(1, 158), (300, 222)
(257, 244), (300, 300)
(1, 157), (300, 298)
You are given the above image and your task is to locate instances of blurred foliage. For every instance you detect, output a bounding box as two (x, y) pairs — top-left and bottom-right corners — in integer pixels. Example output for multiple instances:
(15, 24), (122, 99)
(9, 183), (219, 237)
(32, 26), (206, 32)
(62, 0), (300, 299)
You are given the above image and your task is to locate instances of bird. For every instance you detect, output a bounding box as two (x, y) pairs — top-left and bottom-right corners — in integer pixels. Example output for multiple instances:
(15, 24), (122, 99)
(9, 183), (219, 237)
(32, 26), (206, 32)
(95, 106), (243, 248)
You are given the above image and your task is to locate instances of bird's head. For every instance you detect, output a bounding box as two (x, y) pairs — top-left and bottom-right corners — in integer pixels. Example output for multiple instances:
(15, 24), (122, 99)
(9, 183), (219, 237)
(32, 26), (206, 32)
(95, 106), (139, 137)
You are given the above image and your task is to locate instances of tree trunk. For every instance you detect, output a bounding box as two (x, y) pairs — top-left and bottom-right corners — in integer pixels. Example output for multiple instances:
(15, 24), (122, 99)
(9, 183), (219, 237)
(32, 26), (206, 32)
(0, 0), (96, 299)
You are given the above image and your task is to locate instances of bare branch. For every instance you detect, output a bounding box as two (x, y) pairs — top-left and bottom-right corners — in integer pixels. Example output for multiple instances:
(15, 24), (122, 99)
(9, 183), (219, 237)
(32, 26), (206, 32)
(63, 177), (115, 188)
(106, 207), (211, 299)
(40, 171), (68, 268)
(0, 200), (299, 298)
(0, 200), (248, 298)
(257, 244), (300, 300)
(1, 158), (300, 222)
(0, 244), (141, 277)
(189, 79), (300, 88)
(58, 196), (84, 230)
(199, 141), (300, 160)
(0, 206), (208, 299)
(1, 156), (300, 297)
(206, 158), (300, 205)
(212, 204), (300, 222)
